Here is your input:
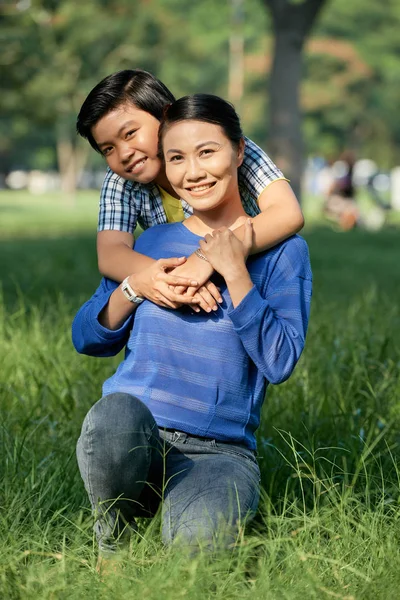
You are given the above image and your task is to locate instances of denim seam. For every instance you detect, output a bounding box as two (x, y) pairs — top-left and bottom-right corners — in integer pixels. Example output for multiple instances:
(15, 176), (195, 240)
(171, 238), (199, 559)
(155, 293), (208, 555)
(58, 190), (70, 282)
(85, 409), (95, 507)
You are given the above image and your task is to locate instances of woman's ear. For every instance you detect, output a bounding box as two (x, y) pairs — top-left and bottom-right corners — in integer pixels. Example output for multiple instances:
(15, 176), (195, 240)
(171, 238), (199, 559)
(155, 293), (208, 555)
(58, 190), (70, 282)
(236, 138), (245, 167)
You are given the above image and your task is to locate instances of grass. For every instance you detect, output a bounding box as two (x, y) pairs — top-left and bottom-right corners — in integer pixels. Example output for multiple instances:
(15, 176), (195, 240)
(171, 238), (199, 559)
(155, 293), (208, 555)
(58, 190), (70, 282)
(1, 190), (400, 599)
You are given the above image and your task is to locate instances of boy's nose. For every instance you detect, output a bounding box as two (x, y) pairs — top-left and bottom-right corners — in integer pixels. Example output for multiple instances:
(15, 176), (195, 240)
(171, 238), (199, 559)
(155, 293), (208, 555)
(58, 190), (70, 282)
(119, 143), (135, 163)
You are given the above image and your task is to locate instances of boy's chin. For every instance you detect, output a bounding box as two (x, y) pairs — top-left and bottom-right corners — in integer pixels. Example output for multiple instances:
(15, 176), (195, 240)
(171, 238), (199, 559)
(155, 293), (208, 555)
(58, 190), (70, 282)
(118, 171), (155, 184)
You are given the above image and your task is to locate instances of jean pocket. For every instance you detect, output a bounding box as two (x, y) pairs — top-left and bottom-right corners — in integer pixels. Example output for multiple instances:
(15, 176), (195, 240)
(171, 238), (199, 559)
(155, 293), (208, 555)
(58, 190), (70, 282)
(215, 441), (259, 468)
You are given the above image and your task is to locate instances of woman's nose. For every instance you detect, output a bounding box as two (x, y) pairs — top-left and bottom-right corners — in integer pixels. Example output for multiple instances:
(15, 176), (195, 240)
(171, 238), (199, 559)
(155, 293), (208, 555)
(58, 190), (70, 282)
(186, 157), (206, 180)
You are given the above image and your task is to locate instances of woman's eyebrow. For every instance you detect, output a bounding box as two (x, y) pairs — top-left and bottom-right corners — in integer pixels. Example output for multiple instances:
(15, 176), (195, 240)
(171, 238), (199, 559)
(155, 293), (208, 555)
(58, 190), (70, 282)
(166, 141), (221, 155)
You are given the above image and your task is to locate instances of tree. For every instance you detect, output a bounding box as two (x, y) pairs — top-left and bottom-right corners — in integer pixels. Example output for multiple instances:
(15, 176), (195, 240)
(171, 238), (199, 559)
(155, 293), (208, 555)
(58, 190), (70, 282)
(263, 0), (327, 200)
(1, 0), (170, 198)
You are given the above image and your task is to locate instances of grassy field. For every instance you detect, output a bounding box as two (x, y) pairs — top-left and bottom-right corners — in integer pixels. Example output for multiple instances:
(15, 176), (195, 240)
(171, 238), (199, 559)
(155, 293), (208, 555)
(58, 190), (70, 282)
(1, 191), (400, 599)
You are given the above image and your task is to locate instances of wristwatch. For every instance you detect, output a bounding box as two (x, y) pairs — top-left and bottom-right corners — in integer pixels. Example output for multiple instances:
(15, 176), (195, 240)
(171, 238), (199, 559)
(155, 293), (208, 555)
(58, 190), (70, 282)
(121, 277), (144, 304)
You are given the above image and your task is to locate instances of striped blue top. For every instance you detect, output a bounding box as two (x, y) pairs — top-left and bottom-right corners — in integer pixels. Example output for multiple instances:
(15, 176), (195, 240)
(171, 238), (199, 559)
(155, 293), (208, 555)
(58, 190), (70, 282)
(72, 223), (312, 449)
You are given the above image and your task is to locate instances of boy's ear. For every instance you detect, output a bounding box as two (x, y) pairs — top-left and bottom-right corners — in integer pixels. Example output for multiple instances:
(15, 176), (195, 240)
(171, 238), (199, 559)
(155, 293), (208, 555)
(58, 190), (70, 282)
(236, 138), (245, 167)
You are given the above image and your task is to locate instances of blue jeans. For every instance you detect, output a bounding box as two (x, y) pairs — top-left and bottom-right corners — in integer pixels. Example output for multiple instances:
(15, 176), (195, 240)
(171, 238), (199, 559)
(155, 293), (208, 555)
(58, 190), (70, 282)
(76, 393), (260, 552)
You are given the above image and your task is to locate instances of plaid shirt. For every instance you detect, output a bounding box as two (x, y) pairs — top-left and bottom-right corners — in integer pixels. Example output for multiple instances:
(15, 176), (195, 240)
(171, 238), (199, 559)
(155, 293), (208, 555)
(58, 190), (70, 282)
(98, 137), (285, 233)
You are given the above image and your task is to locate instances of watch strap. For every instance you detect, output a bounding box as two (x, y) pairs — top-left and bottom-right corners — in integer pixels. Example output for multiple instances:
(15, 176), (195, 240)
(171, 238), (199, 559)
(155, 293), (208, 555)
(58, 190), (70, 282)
(121, 277), (144, 304)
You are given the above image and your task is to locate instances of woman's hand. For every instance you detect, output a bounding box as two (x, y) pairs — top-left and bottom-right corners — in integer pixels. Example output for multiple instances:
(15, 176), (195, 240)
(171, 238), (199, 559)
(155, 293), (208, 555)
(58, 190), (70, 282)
(199, 219), (253, 281)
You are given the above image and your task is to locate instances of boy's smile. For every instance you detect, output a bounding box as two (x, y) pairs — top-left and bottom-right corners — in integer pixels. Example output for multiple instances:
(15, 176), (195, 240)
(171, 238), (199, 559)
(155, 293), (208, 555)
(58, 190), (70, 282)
(92, 103), (162, 184)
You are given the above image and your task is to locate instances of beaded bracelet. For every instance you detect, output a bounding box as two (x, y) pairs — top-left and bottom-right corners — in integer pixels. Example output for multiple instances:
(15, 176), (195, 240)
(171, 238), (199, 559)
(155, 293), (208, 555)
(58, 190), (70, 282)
(195, 249), (209, 262)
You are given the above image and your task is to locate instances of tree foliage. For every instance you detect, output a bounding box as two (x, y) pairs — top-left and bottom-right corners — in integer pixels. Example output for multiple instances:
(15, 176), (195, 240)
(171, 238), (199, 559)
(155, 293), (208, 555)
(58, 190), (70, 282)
(1, 0), (399, 192)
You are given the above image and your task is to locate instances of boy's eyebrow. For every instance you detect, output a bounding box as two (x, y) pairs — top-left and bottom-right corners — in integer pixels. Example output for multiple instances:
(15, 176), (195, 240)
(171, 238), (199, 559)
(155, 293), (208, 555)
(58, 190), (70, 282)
(166, 141), (221, 154)
(97, 120), (139, 147)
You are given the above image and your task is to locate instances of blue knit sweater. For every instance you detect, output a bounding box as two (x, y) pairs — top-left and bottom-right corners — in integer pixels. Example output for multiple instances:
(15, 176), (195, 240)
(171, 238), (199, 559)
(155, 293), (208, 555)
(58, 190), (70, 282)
(72, 223), (312, 449)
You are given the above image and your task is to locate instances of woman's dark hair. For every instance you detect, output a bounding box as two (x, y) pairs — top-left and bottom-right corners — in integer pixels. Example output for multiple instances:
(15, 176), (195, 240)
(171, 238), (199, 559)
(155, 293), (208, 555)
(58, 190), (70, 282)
(158, 94), (243, 156)
(77, 69), (175, 153)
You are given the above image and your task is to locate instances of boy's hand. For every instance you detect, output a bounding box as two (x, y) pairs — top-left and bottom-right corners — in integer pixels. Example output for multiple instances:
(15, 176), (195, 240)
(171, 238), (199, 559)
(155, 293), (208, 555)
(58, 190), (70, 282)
(170, 252), (222, 312)
(131, 257), (201, 309)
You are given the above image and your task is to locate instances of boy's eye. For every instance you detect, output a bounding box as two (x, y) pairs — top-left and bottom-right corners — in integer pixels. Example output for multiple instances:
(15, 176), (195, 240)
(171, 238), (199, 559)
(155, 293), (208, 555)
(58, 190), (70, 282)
(126, 129), (137, 138)
(102, 146), (113, 156)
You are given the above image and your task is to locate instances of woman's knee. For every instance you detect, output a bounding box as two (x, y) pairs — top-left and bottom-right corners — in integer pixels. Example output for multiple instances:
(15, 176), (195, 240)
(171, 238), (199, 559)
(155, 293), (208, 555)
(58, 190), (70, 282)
(83, 393), (156, 435)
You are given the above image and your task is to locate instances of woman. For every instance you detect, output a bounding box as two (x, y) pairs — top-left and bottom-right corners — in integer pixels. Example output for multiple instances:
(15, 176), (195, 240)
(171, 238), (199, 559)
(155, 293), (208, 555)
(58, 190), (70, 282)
(73, 94), (312, 557)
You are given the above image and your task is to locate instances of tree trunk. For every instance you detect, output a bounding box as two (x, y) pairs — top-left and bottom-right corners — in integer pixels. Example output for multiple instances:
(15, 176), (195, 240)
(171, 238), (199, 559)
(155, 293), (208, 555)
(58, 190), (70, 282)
(264, 0), (327, 201)
(56, 130), (89, 205)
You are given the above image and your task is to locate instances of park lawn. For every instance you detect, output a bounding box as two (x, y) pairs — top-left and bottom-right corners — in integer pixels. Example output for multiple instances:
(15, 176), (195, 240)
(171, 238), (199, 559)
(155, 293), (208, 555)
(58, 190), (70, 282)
(1, 191), (400, 599)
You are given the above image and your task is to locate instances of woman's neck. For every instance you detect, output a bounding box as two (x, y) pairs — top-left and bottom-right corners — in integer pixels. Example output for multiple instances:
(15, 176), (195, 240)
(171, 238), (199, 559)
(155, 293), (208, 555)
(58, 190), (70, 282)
(184, 194), (248, 236)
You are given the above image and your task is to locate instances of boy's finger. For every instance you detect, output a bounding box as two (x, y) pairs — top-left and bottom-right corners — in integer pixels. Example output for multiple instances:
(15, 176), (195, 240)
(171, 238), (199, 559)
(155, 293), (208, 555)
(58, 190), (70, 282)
(158, 284), (201, 305)
(160, 273), (198, 287)
(173, 285), (187, 295)
(157, 256), (187, 270)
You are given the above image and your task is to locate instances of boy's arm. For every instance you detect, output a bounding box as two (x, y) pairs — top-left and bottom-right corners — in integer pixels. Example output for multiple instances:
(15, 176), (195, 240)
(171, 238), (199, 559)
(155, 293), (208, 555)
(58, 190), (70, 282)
(97, 230), (219, 312)
(232, 180), (304, 253)
(171, 180), (303, 294)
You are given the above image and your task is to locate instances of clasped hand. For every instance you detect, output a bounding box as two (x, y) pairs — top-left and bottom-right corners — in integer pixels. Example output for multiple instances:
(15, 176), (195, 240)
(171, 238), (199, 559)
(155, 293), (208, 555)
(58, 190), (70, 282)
(199, 218), (253, 280)
(133, 219), (252, 311)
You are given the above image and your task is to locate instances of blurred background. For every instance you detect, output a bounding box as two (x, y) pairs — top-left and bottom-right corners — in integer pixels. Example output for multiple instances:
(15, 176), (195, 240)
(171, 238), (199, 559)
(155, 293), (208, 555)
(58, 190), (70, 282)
(1, 0), (400, 229)
(1, 3), (400, 596)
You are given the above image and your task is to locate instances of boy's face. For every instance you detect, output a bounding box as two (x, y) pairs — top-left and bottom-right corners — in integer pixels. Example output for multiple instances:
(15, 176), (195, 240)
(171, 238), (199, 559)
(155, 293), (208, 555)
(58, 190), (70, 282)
(92, 102), (162, 183)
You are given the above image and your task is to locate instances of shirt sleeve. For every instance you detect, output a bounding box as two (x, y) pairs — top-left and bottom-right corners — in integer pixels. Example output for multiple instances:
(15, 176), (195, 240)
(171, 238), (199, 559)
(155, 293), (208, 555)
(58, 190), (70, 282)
(238, 137), (288, 216)
(71, 277), (134, 357)
(98, 168), (139, 233)
(228, 237), (312, 384)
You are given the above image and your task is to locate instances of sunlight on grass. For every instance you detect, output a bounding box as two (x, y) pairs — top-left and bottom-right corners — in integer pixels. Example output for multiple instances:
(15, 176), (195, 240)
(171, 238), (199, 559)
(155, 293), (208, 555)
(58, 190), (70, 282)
(0, 191), (400, 598)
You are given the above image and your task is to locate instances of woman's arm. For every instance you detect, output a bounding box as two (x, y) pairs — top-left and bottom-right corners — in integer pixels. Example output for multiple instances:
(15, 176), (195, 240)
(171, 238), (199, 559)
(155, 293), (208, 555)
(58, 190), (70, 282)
(72, 277), (134, 357)
(199, 224), (312, 384)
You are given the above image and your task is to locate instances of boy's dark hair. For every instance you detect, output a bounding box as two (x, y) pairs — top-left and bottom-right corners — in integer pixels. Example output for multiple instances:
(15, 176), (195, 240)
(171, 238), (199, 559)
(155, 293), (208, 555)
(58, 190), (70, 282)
(77, 69), (176, 153)
(158, 93), (243, 156)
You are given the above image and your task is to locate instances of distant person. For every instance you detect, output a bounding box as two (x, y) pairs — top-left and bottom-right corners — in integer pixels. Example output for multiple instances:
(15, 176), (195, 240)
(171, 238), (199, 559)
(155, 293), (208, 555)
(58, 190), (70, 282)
(76, 69), (304, 311)
(324, 150), (360, 230)
(72, 94), (312, 561)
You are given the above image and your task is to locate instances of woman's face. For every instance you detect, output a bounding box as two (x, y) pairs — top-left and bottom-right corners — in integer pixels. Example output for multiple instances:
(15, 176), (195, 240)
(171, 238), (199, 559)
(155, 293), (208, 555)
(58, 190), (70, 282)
(163, 120), (244, 212)
(92, 102), (162, 183)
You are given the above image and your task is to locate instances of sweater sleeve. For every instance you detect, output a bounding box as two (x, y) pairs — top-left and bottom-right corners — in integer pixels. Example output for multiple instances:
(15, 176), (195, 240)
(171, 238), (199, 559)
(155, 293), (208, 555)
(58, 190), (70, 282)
(227, 238), (312, 384)
(71, 277), (134, 357)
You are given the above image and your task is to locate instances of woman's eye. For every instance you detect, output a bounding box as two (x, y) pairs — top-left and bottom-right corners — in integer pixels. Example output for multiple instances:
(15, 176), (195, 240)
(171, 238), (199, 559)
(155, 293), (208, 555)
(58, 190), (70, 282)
(200, 149), (213, 157)
(169, 154), (183, 162)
